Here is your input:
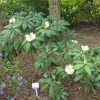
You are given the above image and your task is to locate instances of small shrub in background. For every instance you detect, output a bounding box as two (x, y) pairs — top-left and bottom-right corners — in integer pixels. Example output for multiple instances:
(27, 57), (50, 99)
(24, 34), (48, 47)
(61, 0), (100, 25)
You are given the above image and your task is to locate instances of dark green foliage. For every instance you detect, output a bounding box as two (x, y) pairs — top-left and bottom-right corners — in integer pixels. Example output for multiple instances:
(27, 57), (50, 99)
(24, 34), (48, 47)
(61, 0), (100, 25)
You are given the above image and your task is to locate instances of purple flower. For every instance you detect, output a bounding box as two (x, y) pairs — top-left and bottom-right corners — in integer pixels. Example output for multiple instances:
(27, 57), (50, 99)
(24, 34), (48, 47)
(0, 91), (4, 95)
(19, 76), (23, 80)
(8, 96), (10, 98)
(7, 76), (10, 79)
(25, 81), (27, 83)
(2, 82), (6, 88)
(0, 53), (3, 56)
(19, 82), (23, 87)
(11, 98), (14, 100)
(12, 76), (16, 80)
(0, 66), (2, 67)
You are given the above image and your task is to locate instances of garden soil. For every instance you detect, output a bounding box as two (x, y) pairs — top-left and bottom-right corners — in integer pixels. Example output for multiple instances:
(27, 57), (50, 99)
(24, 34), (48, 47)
(0, 23), (100, 100)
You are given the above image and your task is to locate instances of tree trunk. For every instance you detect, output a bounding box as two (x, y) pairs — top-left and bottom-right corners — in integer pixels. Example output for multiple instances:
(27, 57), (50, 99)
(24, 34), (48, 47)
(49, 0), (61, 19)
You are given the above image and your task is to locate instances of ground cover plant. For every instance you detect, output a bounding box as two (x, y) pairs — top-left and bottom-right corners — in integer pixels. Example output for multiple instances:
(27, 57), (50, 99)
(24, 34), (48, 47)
(0, 11), (100, 100)
(0, 54), (28, 100)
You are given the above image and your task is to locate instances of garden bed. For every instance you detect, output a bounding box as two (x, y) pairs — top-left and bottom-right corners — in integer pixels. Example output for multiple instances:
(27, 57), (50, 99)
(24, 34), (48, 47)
(0, 24), (100, 100)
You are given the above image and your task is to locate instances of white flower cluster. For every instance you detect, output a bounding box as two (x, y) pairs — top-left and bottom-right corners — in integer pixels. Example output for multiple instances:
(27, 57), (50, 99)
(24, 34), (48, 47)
(25, 32), (36, 42)
(65, 64), (74, 75)
(45, 21), (49, 29)
(81, 45), (89, 51)
(72, 40), (78, 44)
(72, 40), (89, 51)
(9, 18), (15, 24)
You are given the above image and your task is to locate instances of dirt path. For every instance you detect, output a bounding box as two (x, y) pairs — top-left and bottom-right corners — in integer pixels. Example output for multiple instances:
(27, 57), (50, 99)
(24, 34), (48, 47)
(69, 24), (100, 47)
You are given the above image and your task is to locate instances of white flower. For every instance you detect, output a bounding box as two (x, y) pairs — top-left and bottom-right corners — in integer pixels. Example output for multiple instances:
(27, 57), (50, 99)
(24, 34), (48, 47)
(12, 18), (15, 24)
(9, 19), (13, 23)
(9, 18), (15, 24)
(65, 64), (74, 75)
(81, 45), (89, 51)
(72, 40), (78, 44)
(45, 21), (49, 27)
(25, 32), (36, 42)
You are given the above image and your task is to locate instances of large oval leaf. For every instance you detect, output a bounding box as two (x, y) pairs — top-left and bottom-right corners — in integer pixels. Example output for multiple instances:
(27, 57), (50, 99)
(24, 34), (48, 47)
(41, 84), (48, 91)
(73, 64), (83, 70)
(49, 86), (54, 98)
(95, 74), (100, 81)
(14, 38), (19, 49)
(85, 65), (91, 76)
(74, 74), (84, 82)
(25, 42), (31, 54)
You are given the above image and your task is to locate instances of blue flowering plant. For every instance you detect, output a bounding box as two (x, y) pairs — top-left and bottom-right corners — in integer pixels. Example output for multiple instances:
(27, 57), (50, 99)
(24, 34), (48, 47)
(0, 53), (28, 100)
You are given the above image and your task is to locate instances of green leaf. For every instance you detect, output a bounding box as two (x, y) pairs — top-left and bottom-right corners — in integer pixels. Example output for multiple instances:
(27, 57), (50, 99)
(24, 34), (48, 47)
(23, 22), (27, 30)
(39, 78), (45, 83)
(44, 73), (48, 78)
(14, 29), (21, 34)
(52, 74), (55, 80)
(49, 87), (54, 98)
(4, 24), (13, 29)
(80, 80), (88, 83)
(74, 74), (84, 82)
(28, 21), (34, 26)
(1, 41), (5, 48)
(73, 64), (83, 70)
(85, 85), (90, 92)
(54, 85), (60, 95)
(32, 46), (36, 54)
(92, 87), (96, 94)
(51, 69), (56, 75)
(19, 36), (24, 43)
(36, 37), (44, 41)
(8, 52), (12, 61)
(14, 38), (19, 49)
(5, 47), (9, 56)
(51, 56), (57, 64)
(95, 74), (100, 81)
(85, 65), (91, 76)
(62, 74), (67, 79)
(11, 31), (15, 39)
(25, 42), (31, 54)
(41, 29), (46, 37)
(73, 60), (83, 64)
(75, 67), (84, 75)
(41, 84), (48, 91)
(62, 92), (69, 96)
(53, 48), (58, 52)
(56, 81), (61, 84)
(67, 53), (79, 56)
(90, 75), (95, 82)
(46, 30), (51, 37)
(32, 41), (37, 49)
(61, 94), (66, 100)
(22, 39), (27, 45)
(13, 23), (21, 28)
(36, 26), (42, 31)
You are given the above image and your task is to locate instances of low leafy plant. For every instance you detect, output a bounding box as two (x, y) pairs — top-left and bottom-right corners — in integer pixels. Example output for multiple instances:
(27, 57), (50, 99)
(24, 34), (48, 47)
(0, 54), (28, 100)
(67, 45), (100, 94)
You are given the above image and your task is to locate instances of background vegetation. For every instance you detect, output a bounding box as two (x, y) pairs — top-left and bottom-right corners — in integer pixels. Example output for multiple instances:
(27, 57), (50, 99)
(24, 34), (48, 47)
(0, 0), (100, 29)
